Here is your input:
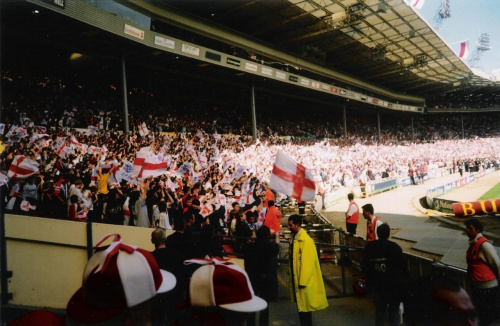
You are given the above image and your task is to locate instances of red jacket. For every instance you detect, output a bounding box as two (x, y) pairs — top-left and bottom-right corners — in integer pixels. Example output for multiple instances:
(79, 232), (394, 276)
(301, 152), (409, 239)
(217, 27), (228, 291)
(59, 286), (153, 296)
(467, 236), (496, 282)
(264, 206), (281, 235)
(346, 201), (359, 224)
(366, 217), (379, 242)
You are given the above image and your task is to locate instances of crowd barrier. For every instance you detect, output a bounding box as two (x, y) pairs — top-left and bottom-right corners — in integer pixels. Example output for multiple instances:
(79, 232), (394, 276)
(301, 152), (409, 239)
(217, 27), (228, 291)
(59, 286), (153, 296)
(426, 167), (497, 212)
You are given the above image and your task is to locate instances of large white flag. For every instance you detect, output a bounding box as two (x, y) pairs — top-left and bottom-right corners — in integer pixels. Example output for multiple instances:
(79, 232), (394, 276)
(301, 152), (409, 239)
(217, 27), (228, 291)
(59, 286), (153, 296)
(131, 147), (167, 178)
(269, 150), (316, 202)
(7, 155), (39, 180)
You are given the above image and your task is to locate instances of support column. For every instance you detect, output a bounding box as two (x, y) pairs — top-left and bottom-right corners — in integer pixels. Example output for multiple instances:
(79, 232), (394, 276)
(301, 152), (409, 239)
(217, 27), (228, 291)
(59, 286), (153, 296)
(343, 102), (347, 139)
(377, 111), (381, 141)
(461, 114), (464, 139)
(121, 54), (130, 133)
(411, 115), (414, 142)
(251, 81), (257, 140)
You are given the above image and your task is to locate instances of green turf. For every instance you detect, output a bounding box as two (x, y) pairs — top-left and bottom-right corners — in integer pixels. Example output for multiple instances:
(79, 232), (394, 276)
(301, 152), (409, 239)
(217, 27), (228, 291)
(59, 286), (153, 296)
(478, 182), (500, 200)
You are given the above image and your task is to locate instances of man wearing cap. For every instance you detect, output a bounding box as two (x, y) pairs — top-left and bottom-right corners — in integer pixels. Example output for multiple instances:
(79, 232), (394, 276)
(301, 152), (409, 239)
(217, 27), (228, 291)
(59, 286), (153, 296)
(362, 203), (383, 242)
(7, 234), (177, 326)
(183, 257), (268, 326)
(288, 214), (328, 326)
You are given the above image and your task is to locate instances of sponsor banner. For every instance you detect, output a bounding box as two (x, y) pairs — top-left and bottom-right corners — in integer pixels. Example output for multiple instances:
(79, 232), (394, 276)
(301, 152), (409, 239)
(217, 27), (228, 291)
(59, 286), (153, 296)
(300, 78), (310, 86)
(444, 182), (455, 192)
(429, 185), (445, 198)
(347, 92), (353, 97)
(311, 81), (320, 88)
(261, 67), (273, 76)
(331, 87), (338, 93)
(276, 71), (286, 79)
(433, 198), (457, 212)
(453, 199), (500, 217)
(124, 24), (144, 40)
(401, 177), (412, 187)
(44, 0), (65, 8)
(355, 93), (361, 99)
(182, 44), (200, 56)
(226, 57), (241, 67)
(289, 75), (298, 82)
(245, 62), (258, 72)
(339, 89), (346, 95)
(372, 98), (379, 104)
(321, 84), (329, 91)
(154, 36), (175, 49)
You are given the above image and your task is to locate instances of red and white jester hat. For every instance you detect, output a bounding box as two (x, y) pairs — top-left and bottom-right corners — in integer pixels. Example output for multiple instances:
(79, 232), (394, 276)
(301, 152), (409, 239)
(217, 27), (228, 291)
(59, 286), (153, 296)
(185, 257), (267, 312)
(66, 233), (176, 323)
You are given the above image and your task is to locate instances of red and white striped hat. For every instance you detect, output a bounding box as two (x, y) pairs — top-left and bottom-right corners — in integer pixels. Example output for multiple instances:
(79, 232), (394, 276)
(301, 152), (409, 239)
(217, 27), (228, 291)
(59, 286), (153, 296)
(185, 257), (267, 312)
(66, 234), (176, 323)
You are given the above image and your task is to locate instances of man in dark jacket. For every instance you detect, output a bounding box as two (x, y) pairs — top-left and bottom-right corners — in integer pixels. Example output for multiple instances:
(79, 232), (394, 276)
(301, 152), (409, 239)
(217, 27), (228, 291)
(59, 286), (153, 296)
(243, 226), (280, 326)
(363, 223), (410, 326)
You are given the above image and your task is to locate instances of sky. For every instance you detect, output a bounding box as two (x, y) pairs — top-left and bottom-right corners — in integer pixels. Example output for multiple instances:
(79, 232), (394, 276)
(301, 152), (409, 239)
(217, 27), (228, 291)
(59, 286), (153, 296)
(416, 0), (500, 79)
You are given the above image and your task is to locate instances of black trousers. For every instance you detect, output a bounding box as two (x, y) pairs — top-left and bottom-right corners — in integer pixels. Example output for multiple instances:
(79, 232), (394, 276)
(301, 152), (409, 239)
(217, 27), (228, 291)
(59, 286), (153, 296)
(471, 286), (499, 326)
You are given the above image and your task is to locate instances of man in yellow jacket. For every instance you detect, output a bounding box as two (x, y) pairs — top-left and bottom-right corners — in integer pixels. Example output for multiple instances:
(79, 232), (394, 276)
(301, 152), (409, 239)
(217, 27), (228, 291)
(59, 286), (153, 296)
(288, 214), (328, 326)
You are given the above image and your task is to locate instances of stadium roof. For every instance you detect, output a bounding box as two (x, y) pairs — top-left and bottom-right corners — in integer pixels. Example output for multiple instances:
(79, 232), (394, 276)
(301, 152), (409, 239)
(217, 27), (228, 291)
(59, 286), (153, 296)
(1, 0), (499, 110)
(136, 0), (500, 95)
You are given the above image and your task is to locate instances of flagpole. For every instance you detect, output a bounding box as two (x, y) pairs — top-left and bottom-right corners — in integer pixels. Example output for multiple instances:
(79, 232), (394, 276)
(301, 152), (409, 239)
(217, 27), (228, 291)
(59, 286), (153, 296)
(251, 80), (257, 140)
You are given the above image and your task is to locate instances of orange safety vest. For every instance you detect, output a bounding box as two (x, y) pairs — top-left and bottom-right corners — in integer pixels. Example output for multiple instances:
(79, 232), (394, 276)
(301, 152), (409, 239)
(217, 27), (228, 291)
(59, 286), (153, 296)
(346, 201), (359, 224)
(466, 236), (496, 282)
(366, 217), (379, 242)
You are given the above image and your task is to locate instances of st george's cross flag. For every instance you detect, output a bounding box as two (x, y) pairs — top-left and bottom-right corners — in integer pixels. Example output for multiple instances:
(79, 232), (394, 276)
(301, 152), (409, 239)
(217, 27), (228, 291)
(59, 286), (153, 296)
(138, 122), (149, 137)
(269, 150), (316, 202)
(7, 155), (39, 180)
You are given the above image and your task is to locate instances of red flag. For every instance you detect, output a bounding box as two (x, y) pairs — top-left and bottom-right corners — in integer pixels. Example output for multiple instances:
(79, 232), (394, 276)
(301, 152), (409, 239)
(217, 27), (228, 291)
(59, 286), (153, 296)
(269, 150), (316, 202)
(458, 40), (469, 59)
(7, 155), (39, 180)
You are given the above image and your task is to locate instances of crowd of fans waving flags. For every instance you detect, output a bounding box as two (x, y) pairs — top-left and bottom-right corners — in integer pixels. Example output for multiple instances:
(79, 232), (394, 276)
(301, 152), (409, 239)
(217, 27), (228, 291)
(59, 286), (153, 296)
(1, 123), (318, 219)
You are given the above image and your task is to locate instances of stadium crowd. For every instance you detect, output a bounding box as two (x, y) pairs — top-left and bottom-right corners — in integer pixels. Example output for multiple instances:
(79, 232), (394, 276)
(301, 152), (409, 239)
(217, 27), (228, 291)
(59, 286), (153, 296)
(1, 68), (500, 234)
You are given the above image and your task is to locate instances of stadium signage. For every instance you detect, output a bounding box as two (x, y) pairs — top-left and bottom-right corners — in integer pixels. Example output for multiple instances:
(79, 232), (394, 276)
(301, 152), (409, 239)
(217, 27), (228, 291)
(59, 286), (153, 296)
(226, 58), (240, 67)
(289, 76), (298, 82)
(276, 71), (286, 80)
(452, 199), (500, 217)
(261, 67), (273, 76)
(124, 24), (144, 40)
(44, 0), (65, 8)
(182, 44), (200, 56)
(245, 62), (258, 72)
(433, 198), (456, 212)
(154, 36), (175, 49)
